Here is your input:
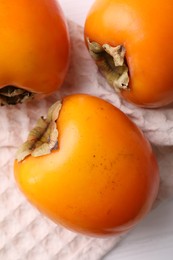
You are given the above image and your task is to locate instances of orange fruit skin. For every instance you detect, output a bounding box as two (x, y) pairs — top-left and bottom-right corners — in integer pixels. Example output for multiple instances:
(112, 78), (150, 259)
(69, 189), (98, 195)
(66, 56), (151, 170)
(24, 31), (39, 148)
(14, 94), (159, 236)
(84, 0), (173, 107)
(0, 0), (70, 96)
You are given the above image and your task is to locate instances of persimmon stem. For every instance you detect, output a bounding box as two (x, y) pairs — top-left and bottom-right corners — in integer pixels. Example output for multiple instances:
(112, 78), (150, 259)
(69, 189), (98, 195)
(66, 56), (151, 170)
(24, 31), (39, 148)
(87, 38), (129, 92)
(16, 101), (62, 162)
(0, 85), (34, 105)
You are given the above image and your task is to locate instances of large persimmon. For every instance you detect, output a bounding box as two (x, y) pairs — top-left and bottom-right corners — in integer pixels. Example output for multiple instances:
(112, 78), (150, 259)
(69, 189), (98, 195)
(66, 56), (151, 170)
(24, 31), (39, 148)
(0, 0), (70, 105)
(14, 94), (159, 236)
(84, 0), (173, 107)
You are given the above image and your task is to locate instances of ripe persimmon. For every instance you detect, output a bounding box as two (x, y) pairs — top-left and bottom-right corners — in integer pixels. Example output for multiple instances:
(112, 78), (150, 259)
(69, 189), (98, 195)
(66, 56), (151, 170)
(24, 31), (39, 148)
(84, 0), (173, 107)
(14, 94), (159, 236)
(0, 0), (70, 105)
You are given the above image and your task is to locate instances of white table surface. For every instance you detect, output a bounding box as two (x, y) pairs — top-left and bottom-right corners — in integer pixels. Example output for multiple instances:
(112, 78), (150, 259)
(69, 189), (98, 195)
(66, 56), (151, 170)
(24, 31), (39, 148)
(59, 1), (173, 259)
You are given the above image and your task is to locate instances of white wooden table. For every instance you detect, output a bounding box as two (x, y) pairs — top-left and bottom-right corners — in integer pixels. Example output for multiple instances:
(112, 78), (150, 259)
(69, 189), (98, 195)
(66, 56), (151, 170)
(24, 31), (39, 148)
(59, 1), (173, 259)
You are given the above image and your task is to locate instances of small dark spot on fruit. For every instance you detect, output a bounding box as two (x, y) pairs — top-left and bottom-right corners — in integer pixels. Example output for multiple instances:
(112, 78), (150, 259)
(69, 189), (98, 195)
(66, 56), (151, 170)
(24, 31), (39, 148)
(107, 209), (111, 215)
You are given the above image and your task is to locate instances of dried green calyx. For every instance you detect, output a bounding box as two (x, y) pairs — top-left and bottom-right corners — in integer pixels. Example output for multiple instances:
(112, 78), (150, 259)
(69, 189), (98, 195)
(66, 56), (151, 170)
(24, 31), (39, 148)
(87, 38), (129, 92)
(0, 85), (35, 105)
(16, 101), (62, 162)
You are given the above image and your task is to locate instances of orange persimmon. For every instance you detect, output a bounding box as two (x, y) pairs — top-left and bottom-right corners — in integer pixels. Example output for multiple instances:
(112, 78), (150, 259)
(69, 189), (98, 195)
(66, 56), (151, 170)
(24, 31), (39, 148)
(0, 0), (70, 105)
(84, 0), (173, 107)
(14, 94), (159, 236)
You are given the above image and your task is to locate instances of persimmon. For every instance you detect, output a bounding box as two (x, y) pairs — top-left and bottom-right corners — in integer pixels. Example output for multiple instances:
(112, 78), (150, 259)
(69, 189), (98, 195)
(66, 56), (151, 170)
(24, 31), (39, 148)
(0, 0), (70, 105)
(84, 0), (173, 107)
(14, 94), (159, 236)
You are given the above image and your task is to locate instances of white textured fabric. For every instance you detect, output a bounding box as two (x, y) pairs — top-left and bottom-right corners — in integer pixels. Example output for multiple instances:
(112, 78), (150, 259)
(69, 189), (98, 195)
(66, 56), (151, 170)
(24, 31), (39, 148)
(0, 21), (173, 260)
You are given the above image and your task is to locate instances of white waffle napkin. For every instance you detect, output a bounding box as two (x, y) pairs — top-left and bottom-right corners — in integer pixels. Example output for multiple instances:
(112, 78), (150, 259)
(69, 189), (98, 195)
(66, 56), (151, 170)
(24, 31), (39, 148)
(0, 21), (173, 260)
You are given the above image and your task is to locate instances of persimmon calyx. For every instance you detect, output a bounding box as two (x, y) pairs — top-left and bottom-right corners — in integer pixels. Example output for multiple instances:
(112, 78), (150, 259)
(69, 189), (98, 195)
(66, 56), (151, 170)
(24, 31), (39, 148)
(0, 85), (35, 106)
(87, 38), (129, 92)
(16, 100), (62, 162)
